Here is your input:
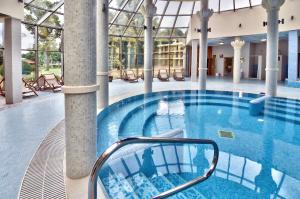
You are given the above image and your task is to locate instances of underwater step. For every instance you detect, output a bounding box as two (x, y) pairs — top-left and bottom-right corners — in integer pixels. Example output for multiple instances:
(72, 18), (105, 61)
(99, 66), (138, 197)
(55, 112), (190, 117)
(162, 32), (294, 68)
(166, 173), (207, 199)
(127, 172), (160, 199)
(100, 173), (139, 199)
(150, 175), (188, 199)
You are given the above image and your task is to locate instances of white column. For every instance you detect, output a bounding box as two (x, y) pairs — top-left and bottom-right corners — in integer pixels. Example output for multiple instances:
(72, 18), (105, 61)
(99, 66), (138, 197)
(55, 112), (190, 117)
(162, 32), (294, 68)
(97, 0), (109, 109)
(191, 40), (198, 82)
(127, 42), (131, 69)
(231, 38), (245, 84)
(64, 0), (97, 178)
(288, 30), (298, 83)
(4, 17), (22, 104)
(262, 0), (285, 96)
(182, 47), (187, 75)
(198, 0), (213, 90)
(141, 0), (156, 93)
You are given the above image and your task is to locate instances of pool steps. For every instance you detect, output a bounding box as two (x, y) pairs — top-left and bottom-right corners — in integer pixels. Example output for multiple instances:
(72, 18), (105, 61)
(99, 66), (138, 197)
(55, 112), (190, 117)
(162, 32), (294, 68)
(100, 92), (300, 140)
(100, 171), (206, 199)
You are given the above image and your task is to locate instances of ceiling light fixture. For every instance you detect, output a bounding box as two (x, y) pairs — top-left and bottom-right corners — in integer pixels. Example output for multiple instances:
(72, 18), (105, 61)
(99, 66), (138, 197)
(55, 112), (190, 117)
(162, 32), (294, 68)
(261, 38), (267, 42)
(219, 42), (225, 45)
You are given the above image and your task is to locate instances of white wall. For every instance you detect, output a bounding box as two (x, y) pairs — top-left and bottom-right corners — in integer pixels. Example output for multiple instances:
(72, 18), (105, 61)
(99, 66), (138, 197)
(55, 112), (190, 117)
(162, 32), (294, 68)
(0, 0), (24, 20)
(187, 0), (300, 42)
(212, 42), (250, 77)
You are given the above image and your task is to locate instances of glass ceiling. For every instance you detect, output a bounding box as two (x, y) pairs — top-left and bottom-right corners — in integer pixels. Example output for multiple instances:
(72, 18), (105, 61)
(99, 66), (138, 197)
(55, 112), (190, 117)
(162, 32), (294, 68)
(23, 0), (262, 39)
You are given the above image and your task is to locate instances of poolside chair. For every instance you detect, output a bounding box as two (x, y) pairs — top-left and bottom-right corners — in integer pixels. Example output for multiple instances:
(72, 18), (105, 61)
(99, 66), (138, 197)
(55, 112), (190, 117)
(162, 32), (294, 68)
(0, 78), (4, 96)
(123, 70), (138, 83)
(0, 78), (38, 97)
(158, 69), (169, 81)
(35, 73), (62, 92)
(22, 78), (38, 97)
(173, 69), (185, 81)
(109, 74), (113, 82)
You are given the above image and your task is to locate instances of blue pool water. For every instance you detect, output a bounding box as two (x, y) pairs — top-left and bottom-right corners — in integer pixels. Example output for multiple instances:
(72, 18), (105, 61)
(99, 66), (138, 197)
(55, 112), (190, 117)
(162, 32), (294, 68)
(97, 90), (300, 199)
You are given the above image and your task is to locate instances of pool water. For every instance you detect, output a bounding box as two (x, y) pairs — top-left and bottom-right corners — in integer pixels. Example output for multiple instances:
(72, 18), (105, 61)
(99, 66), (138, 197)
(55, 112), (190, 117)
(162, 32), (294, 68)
(97, 90), (300, 199)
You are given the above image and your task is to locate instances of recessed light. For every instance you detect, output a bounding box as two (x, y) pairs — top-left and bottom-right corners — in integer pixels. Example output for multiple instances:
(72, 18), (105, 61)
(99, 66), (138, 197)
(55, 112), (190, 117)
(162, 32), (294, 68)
(219, 42), (225, 45)
(261, 38), (267, 42)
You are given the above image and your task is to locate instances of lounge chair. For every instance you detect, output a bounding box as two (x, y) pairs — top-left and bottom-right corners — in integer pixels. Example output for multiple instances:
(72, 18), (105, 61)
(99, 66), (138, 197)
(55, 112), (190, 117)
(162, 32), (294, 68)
(173, 69), (185, 81)
(35, 73), (62, 92)
(109, 75), (113, 82)
(140, 72), (144, 80)
(22, 78), (38, 97)
(0, 78), (4, 96)
(123, 70), (138, 82)
(158, 69), (169, 81)
(0, 78), (38, 97)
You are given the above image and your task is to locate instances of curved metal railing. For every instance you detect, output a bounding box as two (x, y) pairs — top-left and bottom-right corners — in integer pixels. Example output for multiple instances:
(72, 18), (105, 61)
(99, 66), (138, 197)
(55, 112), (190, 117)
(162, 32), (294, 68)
(88, 137), (219, 199)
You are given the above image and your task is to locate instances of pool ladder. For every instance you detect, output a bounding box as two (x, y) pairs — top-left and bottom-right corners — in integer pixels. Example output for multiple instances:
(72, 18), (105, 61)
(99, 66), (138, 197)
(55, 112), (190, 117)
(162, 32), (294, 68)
(88, 137), (219, 199)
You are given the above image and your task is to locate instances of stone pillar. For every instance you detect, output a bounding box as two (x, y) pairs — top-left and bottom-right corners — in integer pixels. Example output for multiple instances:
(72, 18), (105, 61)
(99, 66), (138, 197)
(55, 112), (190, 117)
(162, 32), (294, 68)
(198, 0), (213, 90)
(141, 0), (156, 93)
(191, 40), (198, 82)
(97, 0), (109, 109)
(231, 37), (245, 84)
(262, 0), (285, 96)
(288, 30), (298, 83)
(64, 0), (98, 178)
(4, 17), (22, 104)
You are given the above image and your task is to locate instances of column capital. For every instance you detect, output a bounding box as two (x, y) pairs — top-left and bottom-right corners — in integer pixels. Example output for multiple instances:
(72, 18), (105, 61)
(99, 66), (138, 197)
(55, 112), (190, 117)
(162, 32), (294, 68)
(262, 0), (285, 11)
(197, 9), (213, 21)
(231, 39), (245, 50)
(141, 2), (156, 18)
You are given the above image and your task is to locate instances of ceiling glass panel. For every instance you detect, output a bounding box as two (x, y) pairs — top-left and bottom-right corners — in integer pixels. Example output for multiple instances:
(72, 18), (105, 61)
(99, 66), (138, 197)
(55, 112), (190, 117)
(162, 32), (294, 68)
(22, 0), (262, 39)
(251, 0), (262, 6)
(31, 0), (62, 10)
(209, 0), (219, 12)
(235, 0), (251, 9)
(123, 0), (140, 12)
(155, 0), (168, 15)
(175, 16), (190, 27)
(109, 0), (127, 9)
(129, 13), (144, 27)
(172, 28), (187, 37)
(153, 16), (162, 28)
(193, 1), (200, 14)
(157, 29), (173, 37)
(165, 1), (180, 15)
(220, 0), (234, 11)
(114, 12), (132, 25)
(160, 16), (176, 28)
(179, 2), (194, 15)
(124, 26), (143, 37)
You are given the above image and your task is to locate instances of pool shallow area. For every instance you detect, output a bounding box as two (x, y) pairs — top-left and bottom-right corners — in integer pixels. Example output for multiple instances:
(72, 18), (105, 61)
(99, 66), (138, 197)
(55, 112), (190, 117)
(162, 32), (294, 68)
(97, 90), (300, 199)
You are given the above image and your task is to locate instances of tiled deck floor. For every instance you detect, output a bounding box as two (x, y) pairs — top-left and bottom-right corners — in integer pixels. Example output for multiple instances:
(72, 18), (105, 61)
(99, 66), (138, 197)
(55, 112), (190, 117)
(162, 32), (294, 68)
(1, 78), (300, 199)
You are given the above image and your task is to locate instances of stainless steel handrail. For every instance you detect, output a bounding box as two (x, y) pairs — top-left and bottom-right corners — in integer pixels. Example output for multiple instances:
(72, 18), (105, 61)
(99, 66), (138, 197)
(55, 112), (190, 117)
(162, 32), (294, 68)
(88, 137), (219, 199)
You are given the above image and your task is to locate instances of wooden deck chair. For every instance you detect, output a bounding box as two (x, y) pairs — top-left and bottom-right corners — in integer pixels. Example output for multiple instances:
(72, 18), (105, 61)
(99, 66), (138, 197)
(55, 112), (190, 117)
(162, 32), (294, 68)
(173, 69), (185, 81)
(35, 73), (62, 92)
(22, 78), (38, 97)
(158, 69), (169, 81)
(0, 78), (37, 97)
(0, 78), (4, 96)
(123, 70), (138, 83)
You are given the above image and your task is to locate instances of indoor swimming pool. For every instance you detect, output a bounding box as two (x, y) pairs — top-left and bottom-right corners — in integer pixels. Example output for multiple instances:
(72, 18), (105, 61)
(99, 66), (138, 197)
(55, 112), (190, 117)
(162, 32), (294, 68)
(97, 90), (300, 199)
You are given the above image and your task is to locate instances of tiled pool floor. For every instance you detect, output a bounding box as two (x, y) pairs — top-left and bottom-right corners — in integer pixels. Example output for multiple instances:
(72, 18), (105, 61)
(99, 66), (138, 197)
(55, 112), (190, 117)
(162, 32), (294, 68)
(0, 78), (300, 199)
